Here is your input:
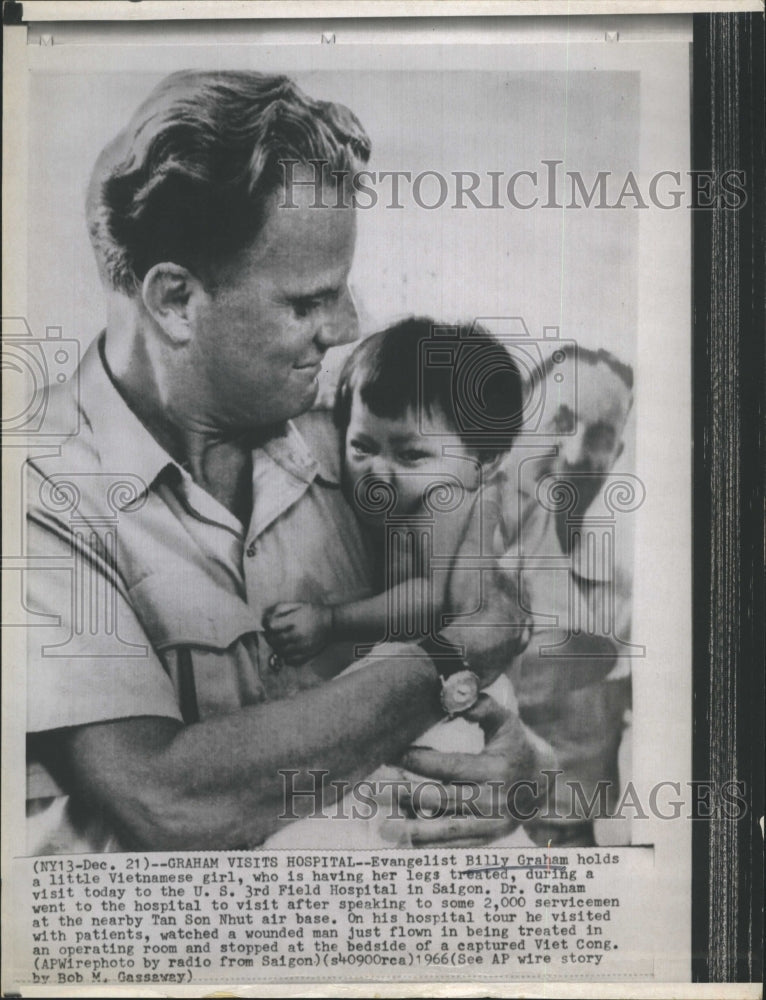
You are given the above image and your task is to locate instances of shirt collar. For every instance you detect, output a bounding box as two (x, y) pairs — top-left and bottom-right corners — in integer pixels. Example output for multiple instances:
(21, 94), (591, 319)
(262, 420), (340, 488)
(79, 333), (338, 511)
(78, 333), (180, 508)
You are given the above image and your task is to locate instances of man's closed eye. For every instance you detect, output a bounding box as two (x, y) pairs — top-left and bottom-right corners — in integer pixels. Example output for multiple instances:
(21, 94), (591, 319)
(291, 289), (340, 319)
(552, 406), (576, 434)
(398, 449), (432, 464)
(292, 298), (322, 319)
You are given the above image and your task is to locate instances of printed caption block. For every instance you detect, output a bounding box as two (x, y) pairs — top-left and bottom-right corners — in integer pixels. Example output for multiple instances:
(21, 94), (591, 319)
(12, 848), (656, 987)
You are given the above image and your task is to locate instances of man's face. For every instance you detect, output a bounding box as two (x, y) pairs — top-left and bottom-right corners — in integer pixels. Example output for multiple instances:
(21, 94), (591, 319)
(496, 357), (631, 542)
(191, 180), (359, 430)
(540, 359), (631, 488)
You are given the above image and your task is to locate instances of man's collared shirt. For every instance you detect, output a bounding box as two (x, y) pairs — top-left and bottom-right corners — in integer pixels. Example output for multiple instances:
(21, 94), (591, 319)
(25, 334), (373, 854)
(504, 448), (635, 669)
(505, 457), (634, 842)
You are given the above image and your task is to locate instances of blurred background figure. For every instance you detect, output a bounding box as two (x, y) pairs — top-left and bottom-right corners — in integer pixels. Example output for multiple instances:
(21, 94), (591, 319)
(504, 344), (636, 847)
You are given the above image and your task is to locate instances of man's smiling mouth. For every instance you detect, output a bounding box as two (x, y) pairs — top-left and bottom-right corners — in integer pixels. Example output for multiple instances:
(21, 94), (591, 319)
(294, 358), (323, 373)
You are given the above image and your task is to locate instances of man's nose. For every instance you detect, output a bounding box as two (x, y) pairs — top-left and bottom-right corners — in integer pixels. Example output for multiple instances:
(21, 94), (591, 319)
(558, 432), (584, 470)
(315, 285), (360, 349)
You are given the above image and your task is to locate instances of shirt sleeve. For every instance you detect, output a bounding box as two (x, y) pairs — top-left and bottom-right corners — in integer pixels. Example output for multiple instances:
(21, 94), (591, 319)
(25, 510), (183, 734)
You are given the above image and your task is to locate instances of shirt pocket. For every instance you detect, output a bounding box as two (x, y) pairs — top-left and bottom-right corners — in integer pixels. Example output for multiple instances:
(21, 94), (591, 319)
(128, 574), (266, 721)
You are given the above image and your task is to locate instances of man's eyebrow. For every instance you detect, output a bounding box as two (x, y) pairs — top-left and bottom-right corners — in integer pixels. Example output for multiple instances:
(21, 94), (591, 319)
(284, 283), (341, 302)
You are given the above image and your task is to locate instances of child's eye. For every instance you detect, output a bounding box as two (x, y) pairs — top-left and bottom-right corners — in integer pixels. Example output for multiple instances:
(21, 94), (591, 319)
(349, 438), (374, 457)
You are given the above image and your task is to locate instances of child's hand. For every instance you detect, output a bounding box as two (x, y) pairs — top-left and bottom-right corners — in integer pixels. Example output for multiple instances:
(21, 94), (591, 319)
(262, 602), (334, 666)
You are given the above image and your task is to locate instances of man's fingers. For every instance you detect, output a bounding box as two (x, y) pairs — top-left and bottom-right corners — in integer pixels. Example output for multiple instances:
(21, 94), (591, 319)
(462, 693), (514, 736)
(403, 780), (453, 814)
(399, 780), (507, 817)
(385, 767), (529, 836)
(401, 747), (495, 783)
(391, 814), (516, 846)
(383, 767), (473, 815)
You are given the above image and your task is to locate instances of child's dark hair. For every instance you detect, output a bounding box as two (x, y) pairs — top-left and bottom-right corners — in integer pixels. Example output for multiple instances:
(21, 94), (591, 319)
(334, 317), (523, 463)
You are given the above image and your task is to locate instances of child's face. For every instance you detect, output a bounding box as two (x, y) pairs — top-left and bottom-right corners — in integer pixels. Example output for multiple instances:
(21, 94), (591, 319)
(343, 391), (482, 523)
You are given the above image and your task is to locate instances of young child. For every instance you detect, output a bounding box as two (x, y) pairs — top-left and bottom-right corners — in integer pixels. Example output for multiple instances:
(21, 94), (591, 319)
(263, 317), (529, 683)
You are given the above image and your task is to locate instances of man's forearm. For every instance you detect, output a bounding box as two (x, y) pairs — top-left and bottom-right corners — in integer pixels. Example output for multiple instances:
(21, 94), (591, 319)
(66, 650), (443, 851)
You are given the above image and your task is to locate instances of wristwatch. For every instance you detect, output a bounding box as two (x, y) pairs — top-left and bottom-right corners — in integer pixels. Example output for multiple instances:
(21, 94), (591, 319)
(417, 634), (481, 718)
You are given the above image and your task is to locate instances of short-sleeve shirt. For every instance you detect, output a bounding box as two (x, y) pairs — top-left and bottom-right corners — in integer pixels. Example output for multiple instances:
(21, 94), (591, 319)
(25, 334), (374, 854)
(506, 456), (634, 837)
(515, 479), (635, 674)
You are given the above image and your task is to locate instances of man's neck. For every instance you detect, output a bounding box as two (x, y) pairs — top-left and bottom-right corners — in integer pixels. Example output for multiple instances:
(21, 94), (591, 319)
(102, 317), (261, 524)
(185, 436), (254, 526)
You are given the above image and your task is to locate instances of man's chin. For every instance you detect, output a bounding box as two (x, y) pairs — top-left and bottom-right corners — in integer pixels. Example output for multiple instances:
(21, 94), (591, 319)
(260, 380), (321, 425)
(299, 375), (321, 408)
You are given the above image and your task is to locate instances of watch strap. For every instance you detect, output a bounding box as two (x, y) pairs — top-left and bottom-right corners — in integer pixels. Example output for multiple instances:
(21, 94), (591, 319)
(417, 633), (470, 679)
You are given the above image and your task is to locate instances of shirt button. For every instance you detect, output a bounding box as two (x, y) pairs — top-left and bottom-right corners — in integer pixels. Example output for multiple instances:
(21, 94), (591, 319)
(268, 652), (283, 673)
(246, 542), (257, 558)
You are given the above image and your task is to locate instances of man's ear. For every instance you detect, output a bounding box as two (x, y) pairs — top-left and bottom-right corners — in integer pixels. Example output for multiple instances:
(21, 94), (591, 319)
(141, 263), (205, 345)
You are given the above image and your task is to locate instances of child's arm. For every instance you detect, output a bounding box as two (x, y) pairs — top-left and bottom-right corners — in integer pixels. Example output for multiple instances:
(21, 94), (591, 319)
(264, 578), (447, 666)
(262, 602), (333, 666)
(333, 577), (446, 641)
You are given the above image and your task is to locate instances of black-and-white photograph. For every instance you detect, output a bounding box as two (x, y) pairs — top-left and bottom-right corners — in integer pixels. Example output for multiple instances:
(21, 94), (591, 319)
(2, 8), (763, 995)
(23, 58), (645, 856)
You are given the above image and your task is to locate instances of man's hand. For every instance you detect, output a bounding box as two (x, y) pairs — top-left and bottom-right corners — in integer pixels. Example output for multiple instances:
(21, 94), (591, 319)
(440, 561), (532, 690)
(382, 695), (556, 847)
(435, 484), (533, 690)
(263, 602), (334, 665)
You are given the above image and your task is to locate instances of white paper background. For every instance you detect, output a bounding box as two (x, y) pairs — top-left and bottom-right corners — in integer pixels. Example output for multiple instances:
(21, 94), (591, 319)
(3, 15), (696, 992)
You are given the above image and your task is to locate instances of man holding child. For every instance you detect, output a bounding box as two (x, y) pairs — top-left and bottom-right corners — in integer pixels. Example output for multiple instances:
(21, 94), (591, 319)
(26, 70), (557, 854)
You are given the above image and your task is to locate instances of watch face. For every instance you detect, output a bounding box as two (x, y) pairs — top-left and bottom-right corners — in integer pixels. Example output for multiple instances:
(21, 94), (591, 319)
(441, 670), (480, 716)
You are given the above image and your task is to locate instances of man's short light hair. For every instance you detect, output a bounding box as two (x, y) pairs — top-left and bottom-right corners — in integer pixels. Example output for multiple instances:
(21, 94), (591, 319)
(86, 70), (371, 294)
(530, 343), (634, 394)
